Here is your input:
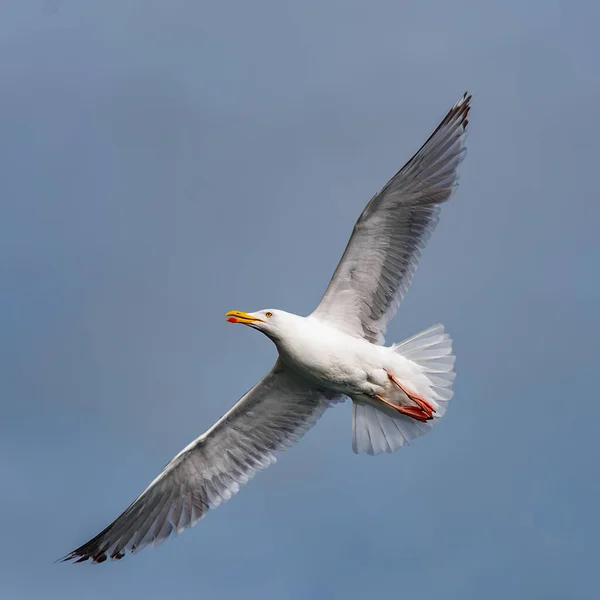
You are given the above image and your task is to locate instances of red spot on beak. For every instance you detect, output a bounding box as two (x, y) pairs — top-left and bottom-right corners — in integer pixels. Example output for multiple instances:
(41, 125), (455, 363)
(227, 317), (238, 323)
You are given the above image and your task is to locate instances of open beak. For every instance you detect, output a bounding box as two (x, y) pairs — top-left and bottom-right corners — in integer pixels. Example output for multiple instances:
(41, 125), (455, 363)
(225, 310), (264, 325)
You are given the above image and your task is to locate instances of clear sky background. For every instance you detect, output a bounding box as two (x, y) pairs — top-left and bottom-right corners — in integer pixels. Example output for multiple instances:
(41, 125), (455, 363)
(1, 1), (599, 599)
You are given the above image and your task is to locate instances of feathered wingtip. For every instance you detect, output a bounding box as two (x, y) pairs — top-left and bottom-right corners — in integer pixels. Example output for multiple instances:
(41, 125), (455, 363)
(56, 525), (130, 564)
(450, 91), (471, 125)
(433, 91), (471, 137)
(419, 91), (471, 149)
(56, 545), (122, 564)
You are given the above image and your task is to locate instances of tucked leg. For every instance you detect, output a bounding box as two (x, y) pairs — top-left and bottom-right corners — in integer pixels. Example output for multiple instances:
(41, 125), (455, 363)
(374, 394), (432, 423)
(385, 369), (436, 417)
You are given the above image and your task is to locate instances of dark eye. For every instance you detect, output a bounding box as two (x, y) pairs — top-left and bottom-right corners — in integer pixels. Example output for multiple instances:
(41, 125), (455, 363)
(265, 312), (273, 318)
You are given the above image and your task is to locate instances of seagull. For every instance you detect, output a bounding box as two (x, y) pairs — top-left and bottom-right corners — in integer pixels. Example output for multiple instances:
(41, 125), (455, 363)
(62, 92), (471, 564)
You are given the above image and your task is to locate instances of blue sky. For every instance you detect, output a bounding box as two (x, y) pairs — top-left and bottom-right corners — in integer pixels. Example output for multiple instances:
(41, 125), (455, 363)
(1, 1), (599, 598)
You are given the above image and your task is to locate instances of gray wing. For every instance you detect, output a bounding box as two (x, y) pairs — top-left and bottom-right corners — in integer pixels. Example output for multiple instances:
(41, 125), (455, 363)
(61, 362), (337, 564)
(311, 93), (471, 344)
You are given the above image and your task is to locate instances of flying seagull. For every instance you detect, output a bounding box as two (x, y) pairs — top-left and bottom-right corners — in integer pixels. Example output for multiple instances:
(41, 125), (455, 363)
(62, 92), (471, 564)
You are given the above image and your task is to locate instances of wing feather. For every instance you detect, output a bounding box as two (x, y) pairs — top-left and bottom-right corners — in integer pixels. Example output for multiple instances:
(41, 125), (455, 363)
(61, 362), (337, 563)
(312, 93), (471, 344)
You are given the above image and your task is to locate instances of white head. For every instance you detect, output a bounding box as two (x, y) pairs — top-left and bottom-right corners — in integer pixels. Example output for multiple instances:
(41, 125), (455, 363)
(225, 308), (297, 342)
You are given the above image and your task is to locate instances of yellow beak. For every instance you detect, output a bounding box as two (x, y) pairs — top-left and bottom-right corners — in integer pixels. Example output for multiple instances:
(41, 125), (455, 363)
(225, 310), (264, 325)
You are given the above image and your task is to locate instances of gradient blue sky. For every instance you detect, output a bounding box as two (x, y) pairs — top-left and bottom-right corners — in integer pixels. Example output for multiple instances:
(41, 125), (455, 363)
(2, 1), (599, 599)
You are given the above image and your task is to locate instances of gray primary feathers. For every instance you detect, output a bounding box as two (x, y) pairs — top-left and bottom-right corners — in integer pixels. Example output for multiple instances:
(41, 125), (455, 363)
(62, 363), (339, 563)
(313, 93), (470, 344)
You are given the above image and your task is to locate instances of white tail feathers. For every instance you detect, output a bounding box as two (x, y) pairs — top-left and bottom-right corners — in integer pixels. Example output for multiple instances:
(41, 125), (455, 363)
(392, 324), (455, 415)
(352, 324), (455, 455)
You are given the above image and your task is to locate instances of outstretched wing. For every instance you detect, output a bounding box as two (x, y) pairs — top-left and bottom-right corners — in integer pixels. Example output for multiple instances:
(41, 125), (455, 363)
(311, 93), (471, 344)
(62, 361), (337, 563)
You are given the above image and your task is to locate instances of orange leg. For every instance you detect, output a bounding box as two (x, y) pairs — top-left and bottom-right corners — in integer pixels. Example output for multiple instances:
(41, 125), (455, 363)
(385, 369), (436, 417)
(374, 394), (432, 423)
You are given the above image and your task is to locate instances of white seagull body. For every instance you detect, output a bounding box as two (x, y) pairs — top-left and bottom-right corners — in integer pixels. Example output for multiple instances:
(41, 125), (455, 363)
(63, 93), (471, 563)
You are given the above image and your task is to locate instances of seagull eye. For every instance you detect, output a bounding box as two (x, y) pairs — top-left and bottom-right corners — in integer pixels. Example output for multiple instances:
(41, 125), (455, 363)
(265, 312), (273, 318)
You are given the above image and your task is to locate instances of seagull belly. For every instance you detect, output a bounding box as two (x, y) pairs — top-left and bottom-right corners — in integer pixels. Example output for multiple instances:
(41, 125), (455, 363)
(277, 322), (391, 398)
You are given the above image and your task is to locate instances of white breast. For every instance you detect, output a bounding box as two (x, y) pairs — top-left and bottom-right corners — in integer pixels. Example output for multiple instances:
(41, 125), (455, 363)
(275, 316), (388, 396)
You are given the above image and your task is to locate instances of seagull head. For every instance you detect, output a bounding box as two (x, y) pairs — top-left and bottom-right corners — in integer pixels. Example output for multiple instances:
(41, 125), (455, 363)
(225, 308), (293, 340)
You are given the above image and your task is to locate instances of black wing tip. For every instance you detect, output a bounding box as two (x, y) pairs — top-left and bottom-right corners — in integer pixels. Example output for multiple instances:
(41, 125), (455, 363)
(447, 91), (471, 129)
(58, 545), (126, 565)
(417, 91), (471, 150)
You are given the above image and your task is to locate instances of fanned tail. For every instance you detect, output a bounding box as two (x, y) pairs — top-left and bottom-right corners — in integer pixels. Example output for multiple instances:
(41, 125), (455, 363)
(352, 324), (455, 455)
